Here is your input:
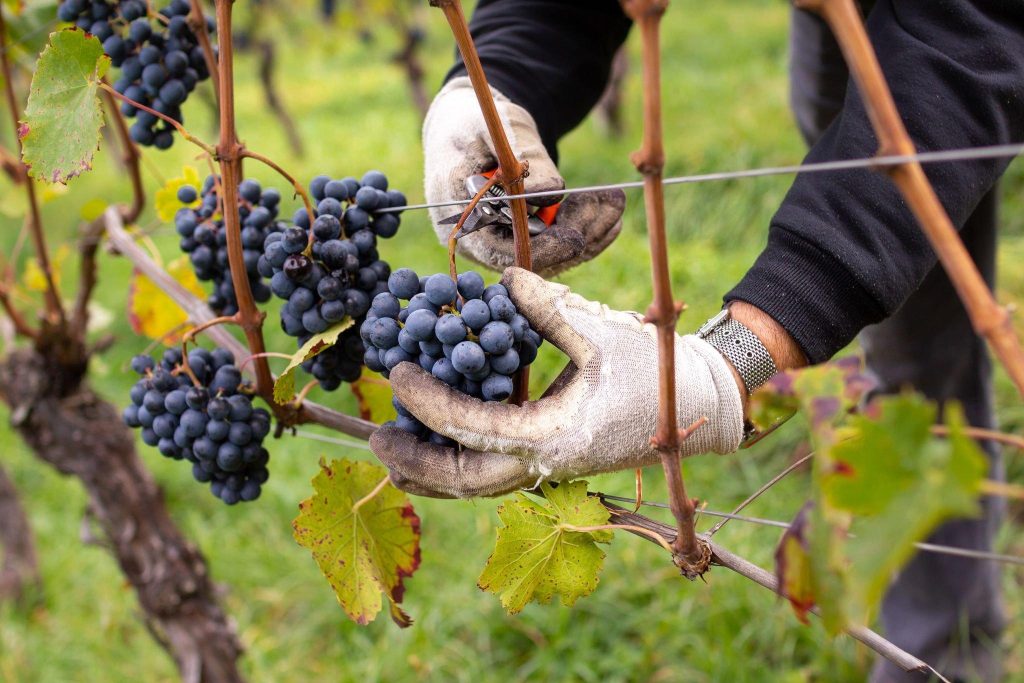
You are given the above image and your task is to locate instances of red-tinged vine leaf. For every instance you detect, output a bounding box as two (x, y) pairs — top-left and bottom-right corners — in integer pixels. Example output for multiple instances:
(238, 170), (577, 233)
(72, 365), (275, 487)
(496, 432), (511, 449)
(292, 458), (420, 628)
(21, 29), (109, 183)
(748, 357), (873, 439)
(818, 396), (985, 624)
(128, 257), (206, 343)
(478, 481), (612, 614)
(273, 319), (353, 404)
(349, 368), (396, 423)
(774, 501), (815, 624)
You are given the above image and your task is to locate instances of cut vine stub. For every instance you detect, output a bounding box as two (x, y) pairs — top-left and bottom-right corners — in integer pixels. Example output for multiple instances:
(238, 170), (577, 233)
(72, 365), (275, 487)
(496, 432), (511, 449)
(673, 537), (712, 580)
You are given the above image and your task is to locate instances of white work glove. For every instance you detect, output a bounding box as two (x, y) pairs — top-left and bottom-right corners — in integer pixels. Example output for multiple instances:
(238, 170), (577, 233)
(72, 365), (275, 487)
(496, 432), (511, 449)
(423, 77), (625, 277)
(370, 267), (745, 498)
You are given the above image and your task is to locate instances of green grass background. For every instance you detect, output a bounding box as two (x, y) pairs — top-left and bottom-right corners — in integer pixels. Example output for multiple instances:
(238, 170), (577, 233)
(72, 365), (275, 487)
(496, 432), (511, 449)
(1, 1), (1022, 681)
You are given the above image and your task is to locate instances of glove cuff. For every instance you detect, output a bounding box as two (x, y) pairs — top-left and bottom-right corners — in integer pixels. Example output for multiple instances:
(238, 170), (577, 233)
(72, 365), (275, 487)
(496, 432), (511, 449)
(676, 335), (746, 455)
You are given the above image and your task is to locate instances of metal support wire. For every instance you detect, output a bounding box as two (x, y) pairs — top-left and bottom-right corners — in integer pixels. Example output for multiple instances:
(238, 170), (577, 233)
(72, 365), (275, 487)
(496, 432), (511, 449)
(375, 142), (1024, 214)
(598, 493), (1024, 567)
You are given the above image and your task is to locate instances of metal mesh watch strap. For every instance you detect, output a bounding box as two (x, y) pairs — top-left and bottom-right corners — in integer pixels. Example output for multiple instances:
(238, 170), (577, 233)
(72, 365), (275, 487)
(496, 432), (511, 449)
(696, 309), (777, 394)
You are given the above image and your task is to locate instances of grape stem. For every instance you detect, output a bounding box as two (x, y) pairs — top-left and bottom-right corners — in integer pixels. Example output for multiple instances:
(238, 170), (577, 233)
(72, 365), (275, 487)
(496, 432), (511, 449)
(98, 82), (217, 156)
(178, 315), (238, 387)
(213, 0), (277, 409)
(291, 379), (319, 409)
(187, 0), (220, 103)
(238, 351), (294, 372)
(931, 424), (1024, 451)
(103, 207), (377, 438)
(239, 148), (316, 234)
(100, 84), (145, 224)
(0, 4), (64, 329)
(183, 315), (239, 344)
(430, 0), (532, 407)
(618, 0), (706, 576)
(446, 169), (502, 287)
(560, 522), (674, 555)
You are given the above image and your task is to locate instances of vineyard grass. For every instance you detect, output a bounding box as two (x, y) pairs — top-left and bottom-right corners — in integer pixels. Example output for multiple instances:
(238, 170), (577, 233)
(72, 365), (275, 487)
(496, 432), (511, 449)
(1, 1), (1023, 681)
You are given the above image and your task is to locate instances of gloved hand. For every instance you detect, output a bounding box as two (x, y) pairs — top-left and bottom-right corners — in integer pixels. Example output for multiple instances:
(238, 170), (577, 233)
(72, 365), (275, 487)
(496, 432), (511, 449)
(370, 267), (745, 498)
(423, 77), (625, 277)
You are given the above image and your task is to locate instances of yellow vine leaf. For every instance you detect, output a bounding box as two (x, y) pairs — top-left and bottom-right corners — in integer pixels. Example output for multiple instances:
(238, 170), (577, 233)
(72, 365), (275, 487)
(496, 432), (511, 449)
(155, 165), (203, 222)
(22, 243), (70, 292)
(128, 256), (206, 343)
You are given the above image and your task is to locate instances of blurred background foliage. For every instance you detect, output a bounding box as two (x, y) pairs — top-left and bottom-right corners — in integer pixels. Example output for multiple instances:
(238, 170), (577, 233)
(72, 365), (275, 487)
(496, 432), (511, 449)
(0, 0), (1021, 681)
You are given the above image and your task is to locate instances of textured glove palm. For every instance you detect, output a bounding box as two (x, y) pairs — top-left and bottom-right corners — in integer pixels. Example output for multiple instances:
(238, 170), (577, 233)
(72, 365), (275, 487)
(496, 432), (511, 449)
(423, 78), (625, 276)
(371, 268), (745, 498)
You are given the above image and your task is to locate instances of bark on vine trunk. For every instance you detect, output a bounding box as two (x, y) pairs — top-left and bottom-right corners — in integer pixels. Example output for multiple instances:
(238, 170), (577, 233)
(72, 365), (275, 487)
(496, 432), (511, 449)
(0, 462), (41, 603)
(0, 349), (245, 683)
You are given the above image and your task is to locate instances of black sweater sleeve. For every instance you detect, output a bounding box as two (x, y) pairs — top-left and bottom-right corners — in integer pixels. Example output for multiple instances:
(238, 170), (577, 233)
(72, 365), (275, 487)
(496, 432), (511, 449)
(725, 0), (1024, 363)
(443, 1), (1024, 365)
(444, 0), (632, 162)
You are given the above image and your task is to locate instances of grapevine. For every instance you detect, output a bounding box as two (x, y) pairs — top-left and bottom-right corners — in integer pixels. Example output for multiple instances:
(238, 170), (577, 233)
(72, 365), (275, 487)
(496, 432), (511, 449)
(123, 348), (271, 504)
(0, 0), (1020, 680)
(57, 0), (214, 149)
(263, 171), (407, 390)
(360, 268), (541, 442)
(174, 175), (281, 315)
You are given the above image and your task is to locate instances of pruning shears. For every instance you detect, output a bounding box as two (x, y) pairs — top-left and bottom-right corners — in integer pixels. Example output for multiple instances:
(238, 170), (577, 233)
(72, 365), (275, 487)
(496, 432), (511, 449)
(438, 169), (561, 239)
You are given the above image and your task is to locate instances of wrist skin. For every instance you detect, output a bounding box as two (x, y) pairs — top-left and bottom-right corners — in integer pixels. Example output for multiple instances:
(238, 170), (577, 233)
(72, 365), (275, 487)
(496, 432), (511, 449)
(722, 301), (808, 415)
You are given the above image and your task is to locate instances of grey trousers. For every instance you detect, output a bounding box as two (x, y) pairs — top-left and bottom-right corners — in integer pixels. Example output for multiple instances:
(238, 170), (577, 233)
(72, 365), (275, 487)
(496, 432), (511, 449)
(789, 7), (1007, 682)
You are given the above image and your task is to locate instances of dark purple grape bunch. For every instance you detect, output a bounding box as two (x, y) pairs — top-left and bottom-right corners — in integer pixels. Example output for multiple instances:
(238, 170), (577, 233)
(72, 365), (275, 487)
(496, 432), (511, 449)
(122, 347), (271, 505)
(262, 171), (406, 391)
(57, 0), (214, 149)
(175, 175), (282, 315)
(360, 269), (542, 444)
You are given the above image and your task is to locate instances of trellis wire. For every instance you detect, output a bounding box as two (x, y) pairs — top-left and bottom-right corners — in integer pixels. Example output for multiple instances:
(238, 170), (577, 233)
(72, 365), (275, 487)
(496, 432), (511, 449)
(285, 424), (1024, 568)
(375, 142), (1024, 214)
(599, 494), (1024, 567)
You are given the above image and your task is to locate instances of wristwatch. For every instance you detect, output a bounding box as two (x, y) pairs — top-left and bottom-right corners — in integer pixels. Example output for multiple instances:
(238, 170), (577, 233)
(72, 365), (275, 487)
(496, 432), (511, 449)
(696, 308), (777, 395)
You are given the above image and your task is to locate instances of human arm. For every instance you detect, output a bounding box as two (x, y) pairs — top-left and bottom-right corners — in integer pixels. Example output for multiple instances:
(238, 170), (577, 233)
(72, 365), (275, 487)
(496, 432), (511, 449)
(370, 269), (805, 499)
(727, 0), (1024, 363)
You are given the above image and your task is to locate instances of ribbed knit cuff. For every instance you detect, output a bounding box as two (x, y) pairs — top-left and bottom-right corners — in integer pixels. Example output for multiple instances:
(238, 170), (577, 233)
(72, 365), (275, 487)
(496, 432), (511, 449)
(724, 227), (886, 364)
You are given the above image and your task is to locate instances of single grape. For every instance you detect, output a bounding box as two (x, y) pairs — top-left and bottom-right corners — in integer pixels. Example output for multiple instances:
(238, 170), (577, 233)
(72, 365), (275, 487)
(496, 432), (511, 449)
(460, 298), (491, 332)
(388, 268), (420, 300)
(487, 294), (517, 323)
(457, 271), (486, 300)
(435, 314), (468, 345)
(451, 341), (486, 375)
(479, 321), (514, 355)
(482, 374), (514, 401)
(424, 274), (457, 306)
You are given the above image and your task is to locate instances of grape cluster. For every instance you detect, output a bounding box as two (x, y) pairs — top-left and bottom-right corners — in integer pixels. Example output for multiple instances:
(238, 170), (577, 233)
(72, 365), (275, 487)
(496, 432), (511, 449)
(175, 175), (282, 315)
(361, 269), (541, 444)
(263, 171), (407, 390)
(122, 348), (271, 505)
(57, 0), (213, 149)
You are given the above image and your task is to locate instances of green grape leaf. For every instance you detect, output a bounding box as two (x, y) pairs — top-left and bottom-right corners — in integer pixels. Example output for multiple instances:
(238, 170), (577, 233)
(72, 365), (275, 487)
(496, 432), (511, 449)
(21, 29), (109, 183)
(478, 481), (612, 614)
(273, 319), (353, 404)
(820, 397), (986, 624)
(292, 458), (420, 628)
